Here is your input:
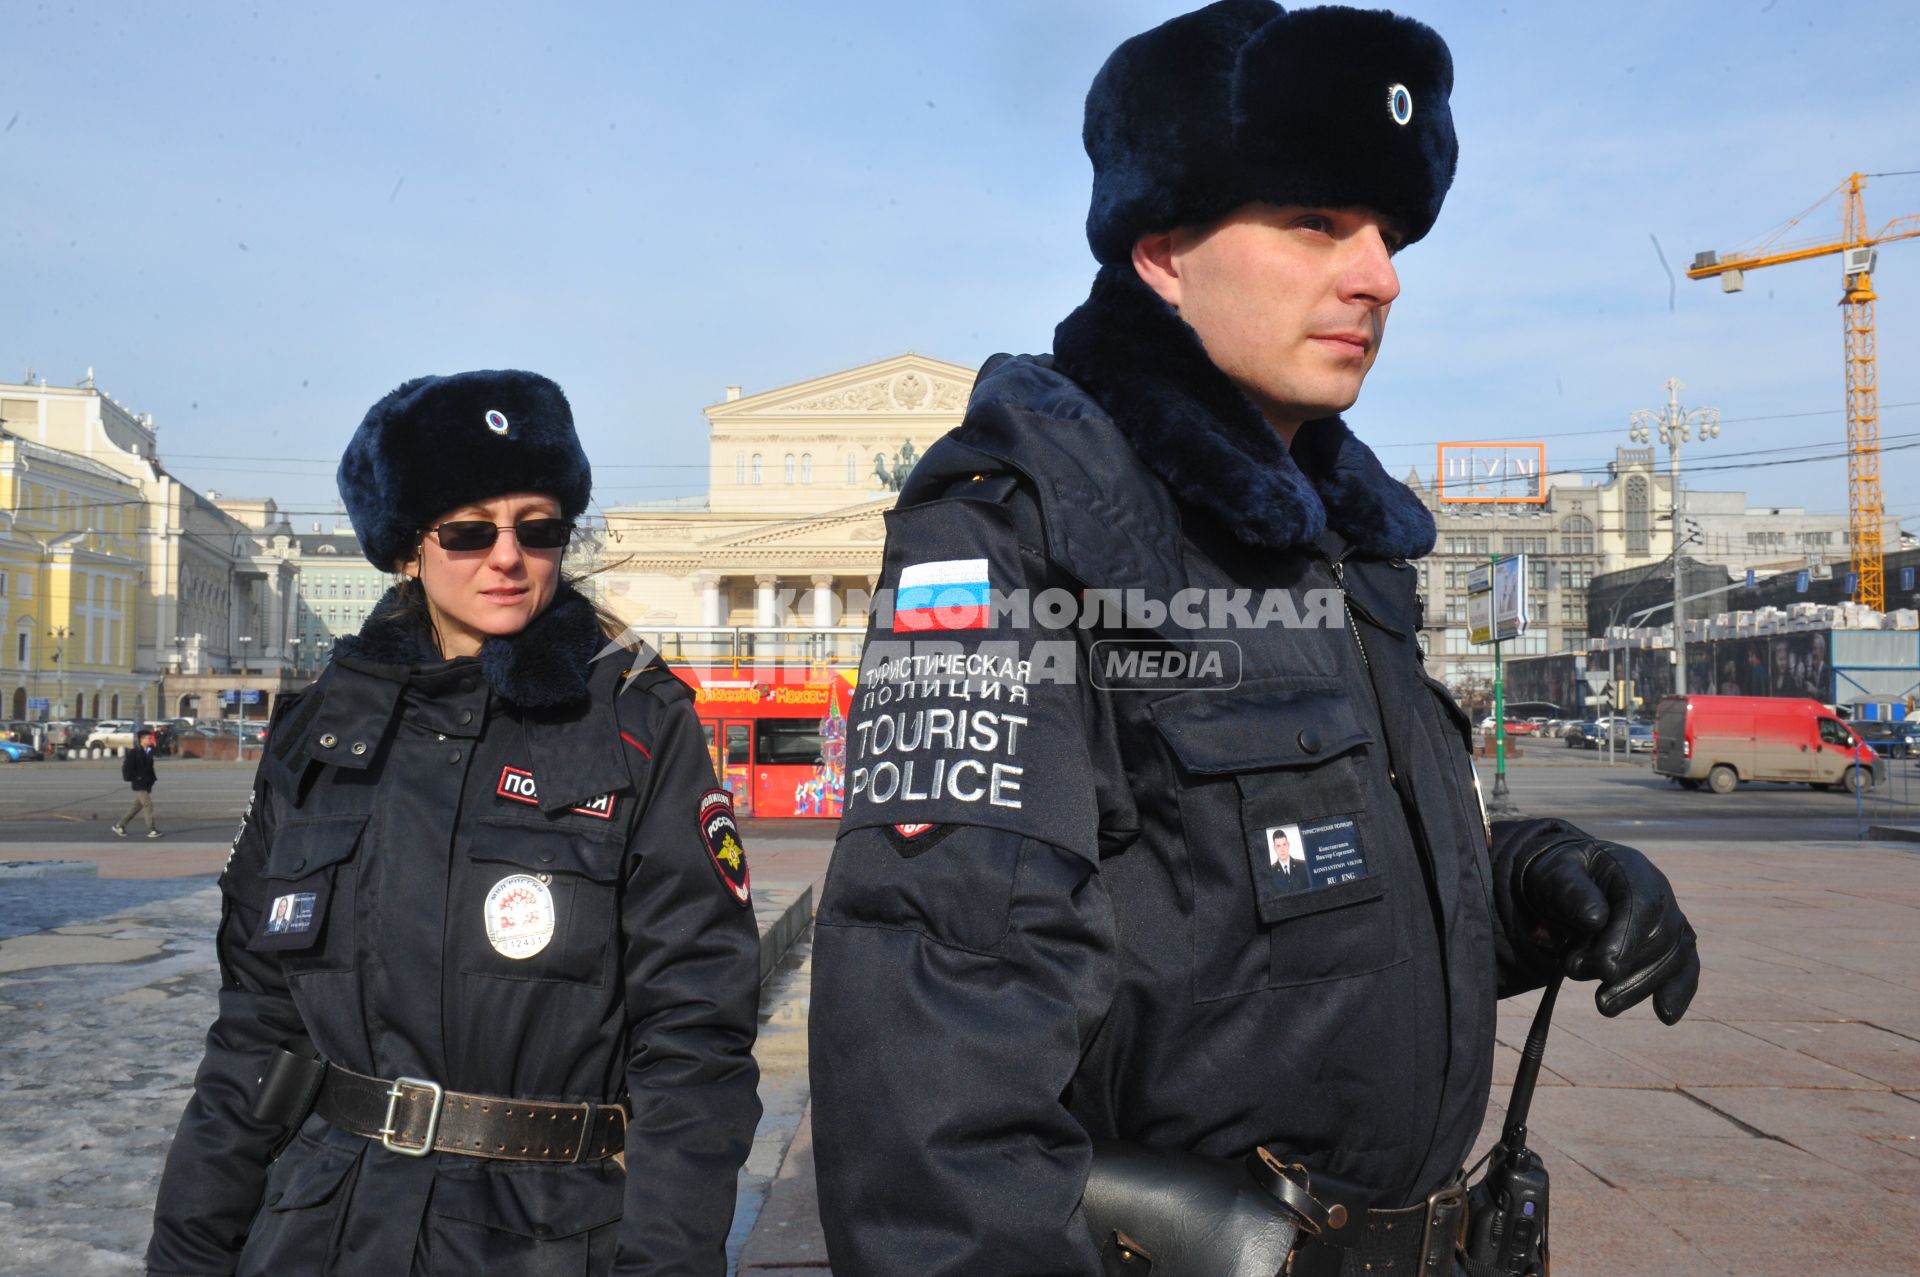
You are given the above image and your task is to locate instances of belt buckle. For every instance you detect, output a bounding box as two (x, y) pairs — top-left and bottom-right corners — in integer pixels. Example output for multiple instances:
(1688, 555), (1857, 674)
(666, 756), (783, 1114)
(379, 1076), (444, 1157)
(568, 1101), (596, 1164)
(1419, 1181), (1467, 1276)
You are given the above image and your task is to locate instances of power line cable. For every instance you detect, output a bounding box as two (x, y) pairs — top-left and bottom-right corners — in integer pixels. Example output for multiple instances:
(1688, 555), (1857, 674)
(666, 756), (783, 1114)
(1369, 400), (1920, 451)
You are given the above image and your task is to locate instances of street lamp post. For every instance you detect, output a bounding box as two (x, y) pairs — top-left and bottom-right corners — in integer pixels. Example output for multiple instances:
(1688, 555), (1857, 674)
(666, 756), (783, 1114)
(237, 634), (254, 760)
(48, 625), (72, 722)
(1630, 378), (1720, 697)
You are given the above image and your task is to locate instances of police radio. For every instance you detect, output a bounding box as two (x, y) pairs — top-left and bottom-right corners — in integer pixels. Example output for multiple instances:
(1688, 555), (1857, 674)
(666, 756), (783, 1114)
(1465, 973), (1562, 1277)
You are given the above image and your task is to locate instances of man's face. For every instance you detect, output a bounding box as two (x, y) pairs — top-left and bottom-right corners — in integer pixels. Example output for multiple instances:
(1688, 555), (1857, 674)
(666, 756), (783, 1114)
(1136, 203), (1403, 433)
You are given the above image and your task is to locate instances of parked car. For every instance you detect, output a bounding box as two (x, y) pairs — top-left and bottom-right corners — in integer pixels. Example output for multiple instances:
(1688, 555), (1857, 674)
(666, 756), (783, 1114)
(85, 720), (139, 749)
(39, 720), (94, 757)
(0, 738), (41, 762)
(1624, 724), (1656, 753)
(1654, 694), (1884, 794)
(1850, 719), (1915, 761)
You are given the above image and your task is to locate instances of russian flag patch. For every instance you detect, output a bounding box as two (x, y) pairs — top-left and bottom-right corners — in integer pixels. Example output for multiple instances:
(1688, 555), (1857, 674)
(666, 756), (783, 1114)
(894, 558), (991, 631)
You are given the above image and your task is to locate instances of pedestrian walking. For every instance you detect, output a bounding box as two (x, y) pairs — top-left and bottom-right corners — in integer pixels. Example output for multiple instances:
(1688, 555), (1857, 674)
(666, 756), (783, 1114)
(809, 5), (1700, 1275)
(112, 730), (162, 839)
(147, 370), (762, 1276)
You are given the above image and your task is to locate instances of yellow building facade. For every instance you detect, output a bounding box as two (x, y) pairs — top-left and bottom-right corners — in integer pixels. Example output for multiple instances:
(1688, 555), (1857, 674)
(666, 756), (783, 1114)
(0, 430), (153, 721)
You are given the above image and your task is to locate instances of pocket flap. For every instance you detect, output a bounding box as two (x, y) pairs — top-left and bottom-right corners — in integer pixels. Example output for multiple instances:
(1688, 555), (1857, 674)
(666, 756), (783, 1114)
(264, 814), (370, 882)
(472, 816), (622, 883)
(262, 1138), (358, 1212)
(430, 1163), (625, 1238)
(1148, 685), (1371, 773)
(1255, 873), (1386, 927)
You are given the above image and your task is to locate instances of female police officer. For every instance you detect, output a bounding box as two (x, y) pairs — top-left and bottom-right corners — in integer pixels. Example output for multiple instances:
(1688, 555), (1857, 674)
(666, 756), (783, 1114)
(147, 370), (761, 1276)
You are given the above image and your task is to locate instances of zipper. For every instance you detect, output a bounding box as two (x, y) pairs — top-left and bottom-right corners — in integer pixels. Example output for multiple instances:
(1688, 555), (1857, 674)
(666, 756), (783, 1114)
(1329, 551), (1408, 795)
(1325, 547), (1457, 1175)
(1328, 555), (1373, 677)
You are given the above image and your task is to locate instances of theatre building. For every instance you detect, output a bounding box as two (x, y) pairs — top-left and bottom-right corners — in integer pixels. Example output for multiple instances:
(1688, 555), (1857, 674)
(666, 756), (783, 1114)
(594, 353), (975, 637)
(592, 354), (975, 819)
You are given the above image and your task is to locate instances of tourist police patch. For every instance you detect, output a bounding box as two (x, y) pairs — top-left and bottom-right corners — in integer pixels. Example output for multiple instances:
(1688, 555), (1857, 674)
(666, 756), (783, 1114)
(699, 789), (751, 906)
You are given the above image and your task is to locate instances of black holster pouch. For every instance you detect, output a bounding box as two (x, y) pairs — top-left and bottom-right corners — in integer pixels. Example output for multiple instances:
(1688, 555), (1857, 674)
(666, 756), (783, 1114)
(252, 1037), (327, 1150)
(1080, 1142), (1307, 1277)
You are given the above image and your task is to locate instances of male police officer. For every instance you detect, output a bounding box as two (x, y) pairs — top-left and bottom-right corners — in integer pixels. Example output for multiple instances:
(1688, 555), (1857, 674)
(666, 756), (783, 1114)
(810, 4), (1700, 1275)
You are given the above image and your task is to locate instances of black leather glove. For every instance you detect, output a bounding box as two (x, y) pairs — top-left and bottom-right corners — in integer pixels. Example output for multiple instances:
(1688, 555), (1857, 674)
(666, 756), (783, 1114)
(1519, 838), (1699, 1024)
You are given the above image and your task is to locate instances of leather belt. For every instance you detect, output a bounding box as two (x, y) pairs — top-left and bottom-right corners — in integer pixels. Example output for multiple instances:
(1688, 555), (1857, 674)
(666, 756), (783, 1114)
(1246, 1150), (1467, 1277)
(311, 1062), (627, 1164)
(1318, 1187), (1468, 1277)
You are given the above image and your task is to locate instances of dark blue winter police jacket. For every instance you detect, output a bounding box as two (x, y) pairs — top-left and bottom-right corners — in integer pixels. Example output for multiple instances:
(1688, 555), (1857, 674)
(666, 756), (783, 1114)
(146, 587), (760, 1277)
(809, 266), (1577, 1276)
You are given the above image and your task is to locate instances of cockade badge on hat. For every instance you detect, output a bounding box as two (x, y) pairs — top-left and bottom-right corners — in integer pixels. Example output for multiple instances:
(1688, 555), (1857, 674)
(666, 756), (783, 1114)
(1388, 83), (1413, 126)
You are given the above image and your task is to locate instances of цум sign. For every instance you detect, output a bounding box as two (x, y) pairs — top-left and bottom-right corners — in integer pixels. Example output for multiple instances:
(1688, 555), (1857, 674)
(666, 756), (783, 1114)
(1436, 442), (1547, 504)
(1467, 555), (1529, 644)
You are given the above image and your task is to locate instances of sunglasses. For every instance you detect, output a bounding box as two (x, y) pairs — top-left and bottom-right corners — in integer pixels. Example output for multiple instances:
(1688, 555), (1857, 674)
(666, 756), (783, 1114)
(426, 518), (574, 552)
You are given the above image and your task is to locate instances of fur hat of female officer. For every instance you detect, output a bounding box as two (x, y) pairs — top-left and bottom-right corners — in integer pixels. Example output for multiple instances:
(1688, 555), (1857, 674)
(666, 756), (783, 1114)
(1083, 0), (1458, 264)
(337, 369), (592, 569)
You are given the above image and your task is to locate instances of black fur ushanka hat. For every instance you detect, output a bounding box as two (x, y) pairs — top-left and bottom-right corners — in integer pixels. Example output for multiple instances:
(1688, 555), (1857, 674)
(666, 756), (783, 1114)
(1083, 0), (1458, 264)
(337, 369), (592, 569)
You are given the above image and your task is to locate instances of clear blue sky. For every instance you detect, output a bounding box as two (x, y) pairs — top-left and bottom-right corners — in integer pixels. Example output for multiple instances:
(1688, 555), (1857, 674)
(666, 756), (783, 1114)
(6, 1), (1916, 528)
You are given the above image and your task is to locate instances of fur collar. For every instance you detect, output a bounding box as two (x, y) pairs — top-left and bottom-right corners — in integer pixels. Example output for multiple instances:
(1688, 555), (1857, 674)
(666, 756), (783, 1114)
(332, 583), (604, 709)
(1050, 263), (1436, 559)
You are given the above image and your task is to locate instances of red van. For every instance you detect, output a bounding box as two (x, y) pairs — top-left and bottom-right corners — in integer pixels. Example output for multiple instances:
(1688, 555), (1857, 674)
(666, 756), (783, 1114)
(1653, 694), (1884, 795)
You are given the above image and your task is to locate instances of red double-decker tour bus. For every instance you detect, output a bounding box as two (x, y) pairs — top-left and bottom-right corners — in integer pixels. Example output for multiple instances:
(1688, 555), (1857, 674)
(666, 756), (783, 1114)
(685, 667), (852, 820)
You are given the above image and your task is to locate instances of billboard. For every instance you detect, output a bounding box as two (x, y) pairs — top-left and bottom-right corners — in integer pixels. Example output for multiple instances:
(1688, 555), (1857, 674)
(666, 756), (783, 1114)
(1436, 442), (1548, 503)
(1509, 630), (1846, 715)
(1690, 632), (1833, 700)
(1467, 555), (1529, 644)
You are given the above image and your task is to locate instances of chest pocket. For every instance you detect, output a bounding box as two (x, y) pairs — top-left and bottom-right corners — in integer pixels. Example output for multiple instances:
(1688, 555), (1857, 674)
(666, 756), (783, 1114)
(459, 816), (624, 987)
(1148, 682), (1412, 1003)
(247, 814), (369, 973)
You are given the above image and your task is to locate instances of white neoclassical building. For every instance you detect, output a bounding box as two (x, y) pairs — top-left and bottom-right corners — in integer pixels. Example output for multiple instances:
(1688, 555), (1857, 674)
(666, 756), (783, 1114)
(594, 354), (976, 636)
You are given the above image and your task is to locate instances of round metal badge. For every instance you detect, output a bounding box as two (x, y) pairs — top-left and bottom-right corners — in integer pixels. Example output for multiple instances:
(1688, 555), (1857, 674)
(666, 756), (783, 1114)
(484, 873), (555, 959)
(484, 409), (510, 435)
(1387, 83), (1413, 126)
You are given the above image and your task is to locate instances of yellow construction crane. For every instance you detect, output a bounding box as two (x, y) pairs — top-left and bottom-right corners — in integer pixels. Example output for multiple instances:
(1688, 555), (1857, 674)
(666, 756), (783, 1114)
(1687, 171), (1920, 611)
